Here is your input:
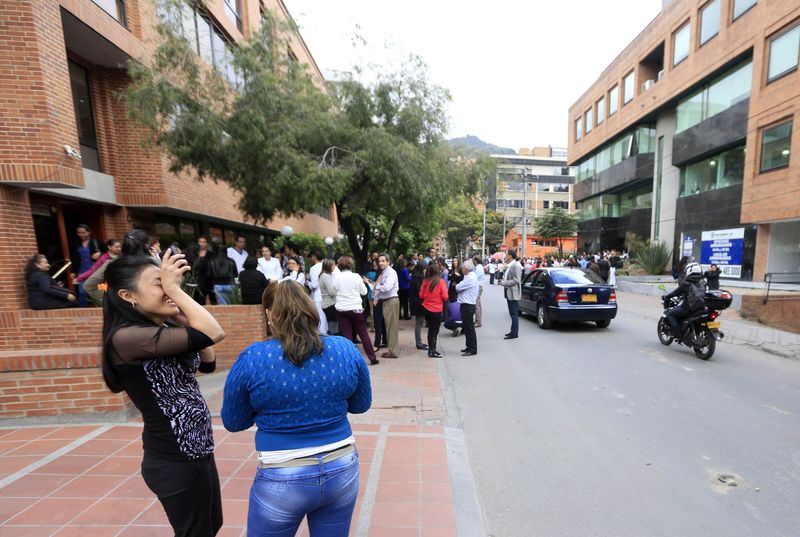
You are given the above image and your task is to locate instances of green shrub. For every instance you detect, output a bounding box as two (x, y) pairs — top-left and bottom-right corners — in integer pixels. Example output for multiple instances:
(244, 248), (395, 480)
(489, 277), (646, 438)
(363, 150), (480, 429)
(629, 239), (672, 275)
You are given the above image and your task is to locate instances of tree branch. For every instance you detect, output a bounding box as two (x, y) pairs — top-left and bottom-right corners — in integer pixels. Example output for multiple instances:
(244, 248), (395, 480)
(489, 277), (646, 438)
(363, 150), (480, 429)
(385, 214), (403, 254)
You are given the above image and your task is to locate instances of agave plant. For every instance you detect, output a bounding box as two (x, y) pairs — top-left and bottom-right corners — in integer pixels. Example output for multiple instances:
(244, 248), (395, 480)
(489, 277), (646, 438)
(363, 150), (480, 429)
(629, 239), (672, 275)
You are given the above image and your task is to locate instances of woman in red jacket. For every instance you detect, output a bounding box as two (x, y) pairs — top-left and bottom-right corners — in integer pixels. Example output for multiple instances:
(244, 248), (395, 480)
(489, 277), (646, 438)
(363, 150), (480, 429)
(419, 263), (449, 358)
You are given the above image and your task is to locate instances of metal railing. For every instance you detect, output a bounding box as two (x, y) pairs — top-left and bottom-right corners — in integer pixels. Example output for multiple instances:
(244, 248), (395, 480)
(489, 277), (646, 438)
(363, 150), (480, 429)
(763, 272), (800, 304)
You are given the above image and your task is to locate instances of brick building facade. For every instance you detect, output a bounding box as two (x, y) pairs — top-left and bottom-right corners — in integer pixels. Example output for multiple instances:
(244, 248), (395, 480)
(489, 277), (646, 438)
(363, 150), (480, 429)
(0, 0), (334, 420)
(568, 0), (800, 282)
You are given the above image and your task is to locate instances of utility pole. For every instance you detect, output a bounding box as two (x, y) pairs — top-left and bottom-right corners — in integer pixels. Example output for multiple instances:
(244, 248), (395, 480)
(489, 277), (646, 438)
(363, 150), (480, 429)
(521, 168), (528, 260)
(481, 202), (487, 258)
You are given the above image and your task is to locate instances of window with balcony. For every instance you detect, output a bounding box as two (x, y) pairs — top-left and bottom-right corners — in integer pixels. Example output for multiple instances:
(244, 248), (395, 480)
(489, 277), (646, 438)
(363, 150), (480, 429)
(733, 0), (757, 21)
(596, 96), (605, 124)
(680, 145), (745, 196)
(673, 21), (690, 66)
(585, 109), (593, 134)
(608, 85), (619, 116)
(699, 0), (720, 46)
(575, 117), (583, 141)
(675, 60), (752, 132)
(92, 0), (126, 26)
(760, 121), (793, 172)
(768, 24), (800, 83)
(68, 61), (101, 172)
(623, 72), (635, 104)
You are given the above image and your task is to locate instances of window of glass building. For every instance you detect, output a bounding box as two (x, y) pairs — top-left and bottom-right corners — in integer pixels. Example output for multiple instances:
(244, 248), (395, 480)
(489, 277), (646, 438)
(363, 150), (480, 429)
(609, 85), (619, 116)
(673, 21), (690, 66)
(675, 60), (752, 132)
(575, 117), (583, 141)
(760, 121), (793, 172)
(680, 146), (745, 196)
(596, 96), (605, 124)
(68, 61), (101, 172)
(623, 72), (635, 104)
(768, 25), (800, 82)
(733, 0), (757, 21)
(699, 0), (720, 46)
(585, 109), (593, 133)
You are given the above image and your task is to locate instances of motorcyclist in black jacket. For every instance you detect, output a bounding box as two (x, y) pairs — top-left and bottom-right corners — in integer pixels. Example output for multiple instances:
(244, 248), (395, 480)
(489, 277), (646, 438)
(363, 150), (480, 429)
(663, 262), (706, 339)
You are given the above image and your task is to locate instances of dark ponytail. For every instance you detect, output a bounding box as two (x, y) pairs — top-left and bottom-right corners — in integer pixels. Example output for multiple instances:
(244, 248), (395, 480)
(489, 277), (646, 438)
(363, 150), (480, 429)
(122, 229), (150, 257)
(101, 256), (159, 392)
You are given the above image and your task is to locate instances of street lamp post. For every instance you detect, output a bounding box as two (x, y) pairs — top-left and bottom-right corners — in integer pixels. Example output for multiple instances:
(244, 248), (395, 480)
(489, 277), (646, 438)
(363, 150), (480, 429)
(280, 226), (294, 240)
(324, 236), (334, 259)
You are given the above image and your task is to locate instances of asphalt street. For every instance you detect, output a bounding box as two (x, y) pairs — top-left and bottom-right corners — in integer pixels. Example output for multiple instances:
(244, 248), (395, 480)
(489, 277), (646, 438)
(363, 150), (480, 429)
(436, 283), (800, 537)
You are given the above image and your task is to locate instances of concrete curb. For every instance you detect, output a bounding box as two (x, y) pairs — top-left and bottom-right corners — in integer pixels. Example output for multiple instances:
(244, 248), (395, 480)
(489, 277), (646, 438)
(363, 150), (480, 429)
(436, 358), (487, 537)
(616, 279), (743, 309)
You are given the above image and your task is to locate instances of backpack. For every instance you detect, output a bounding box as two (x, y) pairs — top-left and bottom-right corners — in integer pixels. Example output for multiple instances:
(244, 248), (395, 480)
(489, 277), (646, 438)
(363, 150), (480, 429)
(686, 279), (706, 311)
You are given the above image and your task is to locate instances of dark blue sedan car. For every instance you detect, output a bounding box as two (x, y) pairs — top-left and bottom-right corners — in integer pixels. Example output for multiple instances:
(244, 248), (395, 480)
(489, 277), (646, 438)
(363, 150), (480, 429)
(518, 267), (617, 329)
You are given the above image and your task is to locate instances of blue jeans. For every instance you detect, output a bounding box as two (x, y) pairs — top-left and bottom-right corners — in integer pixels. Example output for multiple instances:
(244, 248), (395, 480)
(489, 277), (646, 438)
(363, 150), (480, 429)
(248, 450), (359, 537)
(507, 300), (519, 336)
(214, 284), (234, 305)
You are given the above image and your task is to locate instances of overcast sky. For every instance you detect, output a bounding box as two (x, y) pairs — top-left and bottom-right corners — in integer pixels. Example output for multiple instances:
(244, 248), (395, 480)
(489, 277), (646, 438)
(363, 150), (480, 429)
(283, 0), (663, 151)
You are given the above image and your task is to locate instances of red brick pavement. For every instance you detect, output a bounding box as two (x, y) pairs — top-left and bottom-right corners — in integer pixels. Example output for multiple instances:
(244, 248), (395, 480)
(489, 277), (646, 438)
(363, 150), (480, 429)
(0, 320), (462, 536)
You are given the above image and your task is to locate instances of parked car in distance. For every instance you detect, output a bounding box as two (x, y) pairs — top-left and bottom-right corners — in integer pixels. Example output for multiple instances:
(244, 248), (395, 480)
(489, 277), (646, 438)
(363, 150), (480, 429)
(519, 267), (617, 329)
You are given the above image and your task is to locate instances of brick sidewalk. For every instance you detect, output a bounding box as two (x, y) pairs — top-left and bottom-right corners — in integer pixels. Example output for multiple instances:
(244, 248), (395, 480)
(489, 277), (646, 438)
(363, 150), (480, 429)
(0, 319), (465, 536)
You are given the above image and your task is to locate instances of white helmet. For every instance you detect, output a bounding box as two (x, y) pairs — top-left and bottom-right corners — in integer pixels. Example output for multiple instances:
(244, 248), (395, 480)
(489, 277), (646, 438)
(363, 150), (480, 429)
(685, 262), (702, 277)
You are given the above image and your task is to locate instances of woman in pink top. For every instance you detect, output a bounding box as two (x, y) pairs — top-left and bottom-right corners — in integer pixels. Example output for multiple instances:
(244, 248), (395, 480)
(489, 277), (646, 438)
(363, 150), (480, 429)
(419, 263), (449, 358)
(76, 239), (122, 283)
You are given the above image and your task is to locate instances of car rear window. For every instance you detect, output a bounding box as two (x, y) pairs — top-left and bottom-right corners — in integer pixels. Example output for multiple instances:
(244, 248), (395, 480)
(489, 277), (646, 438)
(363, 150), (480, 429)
(550, 269), (605, 285)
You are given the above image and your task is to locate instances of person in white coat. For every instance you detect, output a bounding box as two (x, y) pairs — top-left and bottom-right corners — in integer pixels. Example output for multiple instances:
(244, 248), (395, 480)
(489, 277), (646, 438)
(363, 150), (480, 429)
(306, 250), (328, 335)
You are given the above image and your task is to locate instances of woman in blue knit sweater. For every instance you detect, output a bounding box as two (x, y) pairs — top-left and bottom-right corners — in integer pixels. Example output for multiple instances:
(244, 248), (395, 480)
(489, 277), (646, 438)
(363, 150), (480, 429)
(221, 280), (372, 536)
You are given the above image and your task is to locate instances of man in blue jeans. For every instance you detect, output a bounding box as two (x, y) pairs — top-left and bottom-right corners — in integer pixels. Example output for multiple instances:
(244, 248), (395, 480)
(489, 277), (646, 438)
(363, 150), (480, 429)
(501, 250), (522, 339)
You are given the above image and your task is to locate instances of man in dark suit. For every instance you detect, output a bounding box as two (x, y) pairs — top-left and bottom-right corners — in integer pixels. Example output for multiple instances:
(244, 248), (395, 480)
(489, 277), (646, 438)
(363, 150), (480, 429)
(501, 250), (522, 339)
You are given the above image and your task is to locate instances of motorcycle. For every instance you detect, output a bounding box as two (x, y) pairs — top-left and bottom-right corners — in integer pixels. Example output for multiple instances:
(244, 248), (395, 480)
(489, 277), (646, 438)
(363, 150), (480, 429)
(656, 284), (733, 360)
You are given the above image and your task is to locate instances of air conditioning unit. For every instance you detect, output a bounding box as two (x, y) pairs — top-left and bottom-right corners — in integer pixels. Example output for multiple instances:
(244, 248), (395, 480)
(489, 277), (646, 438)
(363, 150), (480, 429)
(641, 79), (655, 92)
(657, 69), (664, 81)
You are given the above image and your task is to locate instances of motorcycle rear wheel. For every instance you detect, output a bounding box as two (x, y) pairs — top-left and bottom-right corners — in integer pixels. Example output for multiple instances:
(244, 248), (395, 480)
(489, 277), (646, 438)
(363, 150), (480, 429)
(657, 318), (673, 346)
(693, 332), (716, 360)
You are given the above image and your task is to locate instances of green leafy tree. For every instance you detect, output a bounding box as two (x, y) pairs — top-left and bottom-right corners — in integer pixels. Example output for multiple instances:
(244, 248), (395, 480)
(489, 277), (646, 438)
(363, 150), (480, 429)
(442, 198), (483, 258)
(533, 208), (579, 258)
(124, 6), (479, 270)
(484, 210), (505, 253)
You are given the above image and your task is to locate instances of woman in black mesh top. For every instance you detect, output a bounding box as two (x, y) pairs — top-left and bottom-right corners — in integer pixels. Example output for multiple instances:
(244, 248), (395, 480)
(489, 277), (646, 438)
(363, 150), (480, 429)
(102, 250), (226, 537)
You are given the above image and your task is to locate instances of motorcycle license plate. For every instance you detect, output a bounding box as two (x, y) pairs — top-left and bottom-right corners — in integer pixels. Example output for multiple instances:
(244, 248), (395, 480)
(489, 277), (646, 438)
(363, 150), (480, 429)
(582, 294), (597, 303)
(706, 321), (721, 329)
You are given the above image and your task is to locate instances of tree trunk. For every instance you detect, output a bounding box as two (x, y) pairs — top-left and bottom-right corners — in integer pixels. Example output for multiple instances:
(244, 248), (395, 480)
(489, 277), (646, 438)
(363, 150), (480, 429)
(338, 209), (370, 271)
(385, 214), (403, 255)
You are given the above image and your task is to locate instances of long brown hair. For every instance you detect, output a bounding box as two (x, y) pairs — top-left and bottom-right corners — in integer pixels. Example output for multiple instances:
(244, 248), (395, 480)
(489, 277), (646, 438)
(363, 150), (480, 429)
(263, 280), (323, 366)
(424, 262), (441, 293)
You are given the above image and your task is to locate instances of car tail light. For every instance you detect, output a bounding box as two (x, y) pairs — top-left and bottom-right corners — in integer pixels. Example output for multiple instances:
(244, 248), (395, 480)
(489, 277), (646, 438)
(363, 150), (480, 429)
(609, 291), (617, 304)
(556, 291), (569, 305)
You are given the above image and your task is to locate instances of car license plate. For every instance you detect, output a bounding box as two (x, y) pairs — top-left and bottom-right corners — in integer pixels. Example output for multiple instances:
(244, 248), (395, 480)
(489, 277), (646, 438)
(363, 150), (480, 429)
(706, 321), (721, 329)
(582, 294), (597, 303)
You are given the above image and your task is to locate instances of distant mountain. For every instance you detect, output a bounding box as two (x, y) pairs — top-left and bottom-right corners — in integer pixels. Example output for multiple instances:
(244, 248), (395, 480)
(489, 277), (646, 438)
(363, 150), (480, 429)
(447, 135), (516, 157)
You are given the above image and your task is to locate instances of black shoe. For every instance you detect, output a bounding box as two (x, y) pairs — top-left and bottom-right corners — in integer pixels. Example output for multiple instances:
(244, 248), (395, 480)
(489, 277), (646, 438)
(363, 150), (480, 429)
(460, 348), (469, 353)
(376, 343), (388, 349)
(416, 344), (429, 350)
(504, 334), (518, 340)
(461, 350), (477, 356)
(369, 359), (380, 366)
(428, 351), (442, 358)
(504, 332), (512, 337)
